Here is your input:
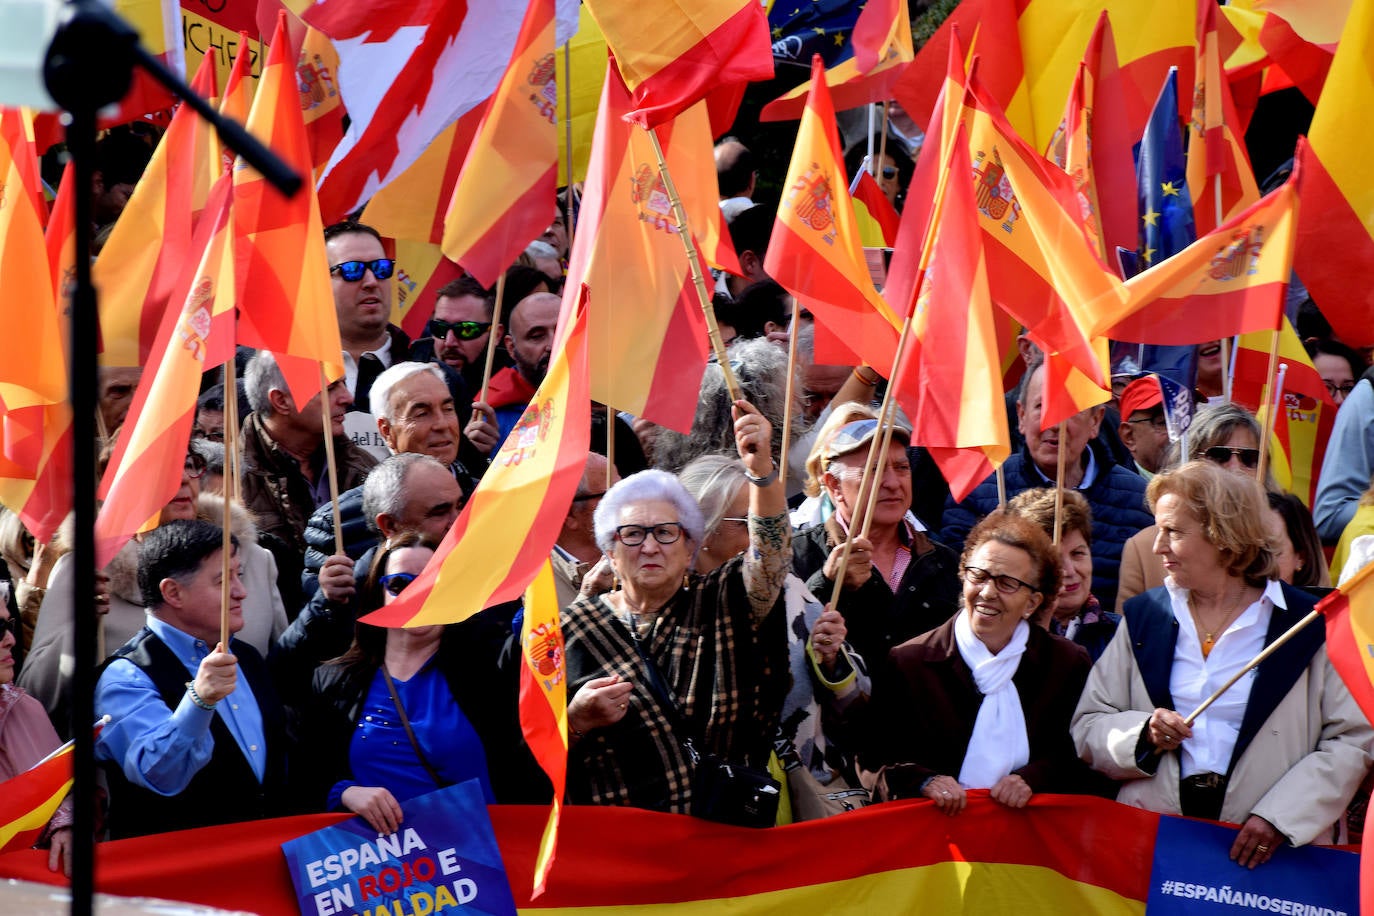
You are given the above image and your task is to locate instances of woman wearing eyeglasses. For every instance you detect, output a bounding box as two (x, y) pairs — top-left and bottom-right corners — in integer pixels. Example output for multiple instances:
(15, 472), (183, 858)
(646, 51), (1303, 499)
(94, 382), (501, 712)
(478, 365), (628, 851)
(20, 440), (288, 737)
(562, 400), (789, 814)
(1116, 403), (1277, 612)
(299, 533), (544, 831)
(859, 512), (1091, 812)
(1075, 460), (1373, 866)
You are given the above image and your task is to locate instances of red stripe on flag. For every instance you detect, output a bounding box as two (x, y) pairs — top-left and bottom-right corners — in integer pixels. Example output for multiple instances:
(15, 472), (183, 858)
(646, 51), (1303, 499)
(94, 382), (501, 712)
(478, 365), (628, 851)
(1294, 149), (1374, 349)
(453, 162), (560, 288)
(638, 272), (711, 434)
(1102, 281), (1288, 346)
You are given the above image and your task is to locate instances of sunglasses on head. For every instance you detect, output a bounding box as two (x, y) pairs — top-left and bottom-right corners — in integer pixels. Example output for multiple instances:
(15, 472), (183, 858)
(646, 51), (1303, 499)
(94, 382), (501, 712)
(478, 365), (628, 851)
(1198, 446), (1260, 469)
(329, 258), (395, 282)
(379, 572), (418, 597)
(431, 318), (491, 341)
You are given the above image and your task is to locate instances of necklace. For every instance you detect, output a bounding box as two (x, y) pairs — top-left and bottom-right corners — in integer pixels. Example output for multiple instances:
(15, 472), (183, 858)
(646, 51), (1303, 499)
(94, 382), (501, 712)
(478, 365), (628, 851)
(1188, 589), (1250, 659)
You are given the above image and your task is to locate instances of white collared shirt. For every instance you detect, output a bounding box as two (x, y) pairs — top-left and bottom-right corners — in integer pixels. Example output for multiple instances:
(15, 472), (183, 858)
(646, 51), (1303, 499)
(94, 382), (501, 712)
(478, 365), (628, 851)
(1166, 577), (1284, 778)
(341, 334), (394, 396)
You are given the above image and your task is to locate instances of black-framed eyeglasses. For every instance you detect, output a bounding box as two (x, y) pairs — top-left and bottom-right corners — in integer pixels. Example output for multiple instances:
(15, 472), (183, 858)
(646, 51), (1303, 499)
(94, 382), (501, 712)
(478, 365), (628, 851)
(329, 258), (395, 282)
(431, 318), (491, 341)
(1127, 414), (1168, 430)
(0, 616), (17, 640)
(615, 522), (684, 547)
(963, 565), (1040, 596)
(1325, 381), (1356, 399)
(184, 453), (208, 479)
(379, 572), (418, 597)
(1198, 446), (1260, 469)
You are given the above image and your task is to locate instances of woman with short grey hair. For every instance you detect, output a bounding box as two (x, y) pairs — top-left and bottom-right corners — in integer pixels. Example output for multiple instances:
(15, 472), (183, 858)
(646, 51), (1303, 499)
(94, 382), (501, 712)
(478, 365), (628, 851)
(562, 400), (790, 819)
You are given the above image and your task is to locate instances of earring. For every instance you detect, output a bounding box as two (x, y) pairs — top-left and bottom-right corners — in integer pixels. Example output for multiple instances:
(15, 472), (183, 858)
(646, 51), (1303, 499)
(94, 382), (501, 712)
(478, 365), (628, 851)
(682, 572), (690, 589)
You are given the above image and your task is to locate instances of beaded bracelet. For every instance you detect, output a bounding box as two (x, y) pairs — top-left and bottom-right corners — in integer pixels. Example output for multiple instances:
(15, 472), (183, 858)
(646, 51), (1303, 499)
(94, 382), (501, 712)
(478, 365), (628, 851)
(185, 681), (218, 711)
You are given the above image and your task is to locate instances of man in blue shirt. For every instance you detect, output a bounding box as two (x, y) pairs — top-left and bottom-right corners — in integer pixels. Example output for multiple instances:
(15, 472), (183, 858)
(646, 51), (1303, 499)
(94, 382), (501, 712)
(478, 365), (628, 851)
(95, 520), (289, 839)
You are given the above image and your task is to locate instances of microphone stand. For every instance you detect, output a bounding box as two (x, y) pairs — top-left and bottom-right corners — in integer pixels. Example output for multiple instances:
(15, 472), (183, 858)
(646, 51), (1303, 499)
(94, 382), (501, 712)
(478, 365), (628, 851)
(42, 4), (300, 913)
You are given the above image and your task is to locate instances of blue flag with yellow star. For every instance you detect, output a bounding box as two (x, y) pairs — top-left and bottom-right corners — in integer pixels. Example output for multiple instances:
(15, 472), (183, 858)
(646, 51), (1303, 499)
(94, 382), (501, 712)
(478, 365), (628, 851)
(1113, 66), (1200, 395)
(1136, 67), (1196, 268)
(768, 0), (862, 77)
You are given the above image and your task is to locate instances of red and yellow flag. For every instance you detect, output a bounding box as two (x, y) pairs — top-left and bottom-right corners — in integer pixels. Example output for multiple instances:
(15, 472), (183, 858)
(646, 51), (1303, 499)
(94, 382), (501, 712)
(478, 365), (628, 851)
(518, 559), (568, 897)
(94, 54), (221, 369)
(0, 108), (70, 544)
(1088, 162), (1299, 346)
(441, 0), (558, 287)
(892, 126), (1009, 503)
(1293, 0), (1374, 348)
(1232, 318), (1333, 508)
(556, 70), (711, 434)
(95, 180), (237, 567)
(0, 741), (73, 854)
(233, 12), (344, 409)
(362, 296), (590, 629)
(1187, 0), (1260, 236)
(963, 73), (1116, 389)
(765, 55), (901, 374)
(365, 108), (486, 247)
(1317, 560), (1374, 914)
(390, 241), (466, 341)
(584, 0), (773, 128)
(851, 170), (900, 249)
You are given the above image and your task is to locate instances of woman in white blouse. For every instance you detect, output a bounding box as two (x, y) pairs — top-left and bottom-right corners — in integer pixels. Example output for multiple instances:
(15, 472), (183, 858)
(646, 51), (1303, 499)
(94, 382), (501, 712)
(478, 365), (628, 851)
(1073, 460), (1373, 868)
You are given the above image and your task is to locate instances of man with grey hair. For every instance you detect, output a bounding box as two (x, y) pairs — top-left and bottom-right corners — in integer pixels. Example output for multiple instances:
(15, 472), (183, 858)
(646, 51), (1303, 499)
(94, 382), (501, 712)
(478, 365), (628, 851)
(239, 350), (376, 561)
(274, 452), (465, 718)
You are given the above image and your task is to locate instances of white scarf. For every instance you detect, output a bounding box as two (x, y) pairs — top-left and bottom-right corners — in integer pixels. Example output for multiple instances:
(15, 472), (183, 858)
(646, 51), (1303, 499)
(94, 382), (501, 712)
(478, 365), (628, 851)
(954, 609), (1031, 789)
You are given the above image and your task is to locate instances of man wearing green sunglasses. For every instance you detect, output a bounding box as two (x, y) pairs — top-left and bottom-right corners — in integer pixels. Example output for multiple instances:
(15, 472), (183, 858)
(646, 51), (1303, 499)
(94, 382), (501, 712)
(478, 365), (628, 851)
(429, 276), (498, 386)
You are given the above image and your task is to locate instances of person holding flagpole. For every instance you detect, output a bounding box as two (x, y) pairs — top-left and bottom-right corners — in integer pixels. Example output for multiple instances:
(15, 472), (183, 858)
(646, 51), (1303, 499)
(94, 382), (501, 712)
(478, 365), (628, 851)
(562, 399), (790, 816)
(1073, 460), (1373, 867)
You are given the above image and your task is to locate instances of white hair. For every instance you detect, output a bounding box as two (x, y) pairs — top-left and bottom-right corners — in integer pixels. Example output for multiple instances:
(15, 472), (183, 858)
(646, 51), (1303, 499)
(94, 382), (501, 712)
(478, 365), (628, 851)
(369, 361), (446, 424)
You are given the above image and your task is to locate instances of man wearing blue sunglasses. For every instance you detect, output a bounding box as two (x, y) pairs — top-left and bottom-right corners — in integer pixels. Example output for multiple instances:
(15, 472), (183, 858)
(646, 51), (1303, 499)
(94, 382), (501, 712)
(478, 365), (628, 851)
(325, 221), (408, 423)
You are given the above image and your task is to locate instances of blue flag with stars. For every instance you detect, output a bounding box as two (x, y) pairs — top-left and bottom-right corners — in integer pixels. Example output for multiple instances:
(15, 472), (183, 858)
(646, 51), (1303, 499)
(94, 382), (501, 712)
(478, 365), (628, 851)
(1136, 67), (1196, 268)
(1113, 66), (1200, 393)
(768, 0), (862, 77)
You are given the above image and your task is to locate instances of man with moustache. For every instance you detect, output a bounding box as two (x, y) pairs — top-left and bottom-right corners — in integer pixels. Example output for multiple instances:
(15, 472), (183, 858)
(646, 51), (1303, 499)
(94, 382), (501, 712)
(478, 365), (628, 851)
(95, 521), (289, 838)
(481, 291), (560, 446)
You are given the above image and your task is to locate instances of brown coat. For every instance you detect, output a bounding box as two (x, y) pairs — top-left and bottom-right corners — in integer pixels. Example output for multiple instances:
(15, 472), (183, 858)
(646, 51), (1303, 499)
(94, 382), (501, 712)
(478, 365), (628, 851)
(860, 616), (1094, 801)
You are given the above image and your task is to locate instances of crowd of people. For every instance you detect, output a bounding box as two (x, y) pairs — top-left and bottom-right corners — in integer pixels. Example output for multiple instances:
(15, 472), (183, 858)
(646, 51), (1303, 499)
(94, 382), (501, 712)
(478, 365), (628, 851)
(0, 120), (1371, 885)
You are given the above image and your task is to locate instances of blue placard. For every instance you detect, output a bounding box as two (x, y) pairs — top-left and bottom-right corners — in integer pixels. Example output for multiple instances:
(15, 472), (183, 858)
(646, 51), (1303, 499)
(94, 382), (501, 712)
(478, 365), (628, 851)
(1146, 815), (1358, 915)
(281, 780), (517, 916)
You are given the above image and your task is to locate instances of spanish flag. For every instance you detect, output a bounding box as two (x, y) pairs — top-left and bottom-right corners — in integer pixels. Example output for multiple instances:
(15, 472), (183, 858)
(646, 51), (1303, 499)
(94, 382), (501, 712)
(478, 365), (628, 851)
(96, 178), (237, 566)
(389, 241), (465, 341)
(1317, 561), (1374, 914)
(584, 0), (773, 128)
(518, 560), (568, 897)
(0, 742), (73, 854)
(94, 53), (221, 369)
(441, 0), (558, 288)
(892, 126), (1010, 503)
(850, 170), (900, 249)
(361, 294), (590, 629)
(233, 12), (345, 408)
(1293, 0), (1374, 348)
(964, 71), (1116, 389)
(1187, 0), (1260, 236)
(766, 55), (901, 374)
(0, 107), (70, 545)
(365, 108), (486, 246)
(1087, 156), (1300, 347)
(555, 69), (712, 434)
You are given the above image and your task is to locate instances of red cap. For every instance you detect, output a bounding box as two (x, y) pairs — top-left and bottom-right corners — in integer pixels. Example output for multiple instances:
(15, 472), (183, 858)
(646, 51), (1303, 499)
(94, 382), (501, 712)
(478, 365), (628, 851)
(1119, 375), (1164, 419)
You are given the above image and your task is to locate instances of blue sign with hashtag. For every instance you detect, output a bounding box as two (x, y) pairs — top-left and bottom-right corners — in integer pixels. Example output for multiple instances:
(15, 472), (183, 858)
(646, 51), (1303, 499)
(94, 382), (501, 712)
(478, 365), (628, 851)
(1147, 816), (1357, 914)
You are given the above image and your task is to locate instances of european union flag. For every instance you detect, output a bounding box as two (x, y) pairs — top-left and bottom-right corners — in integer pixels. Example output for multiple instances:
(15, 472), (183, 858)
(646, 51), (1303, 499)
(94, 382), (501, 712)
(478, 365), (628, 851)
(768, 0), (862, 76)
(1115, 67), (1200, 392)
(1137, 67), (1196, 268)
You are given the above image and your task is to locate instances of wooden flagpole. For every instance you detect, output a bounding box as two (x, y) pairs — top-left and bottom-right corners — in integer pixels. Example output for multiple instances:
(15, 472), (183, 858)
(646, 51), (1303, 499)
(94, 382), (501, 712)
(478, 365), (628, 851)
(646, 128), (741, 404)
(1053, 420), (1068, 545)
(1184, 609), (1320, 725)
(318, 366), (345, 557)
(779, 297), (801, 488)
(219, 357), (243, 647)
(479, 271), (507, 405)
(1254, 328), (1282, 488)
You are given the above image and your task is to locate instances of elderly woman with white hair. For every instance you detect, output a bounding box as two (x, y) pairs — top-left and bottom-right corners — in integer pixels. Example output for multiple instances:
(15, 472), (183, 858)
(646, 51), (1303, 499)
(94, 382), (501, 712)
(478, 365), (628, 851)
(563, 400), (789, 817)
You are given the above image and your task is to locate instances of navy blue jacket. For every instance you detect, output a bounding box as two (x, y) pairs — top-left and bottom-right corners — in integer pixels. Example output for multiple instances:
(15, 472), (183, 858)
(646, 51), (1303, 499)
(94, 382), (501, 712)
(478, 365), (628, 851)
(939, 440), (1152, 613)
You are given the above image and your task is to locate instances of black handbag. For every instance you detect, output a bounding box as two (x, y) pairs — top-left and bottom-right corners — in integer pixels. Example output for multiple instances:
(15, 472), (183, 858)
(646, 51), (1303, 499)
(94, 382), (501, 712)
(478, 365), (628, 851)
(628, 625), (780, 828)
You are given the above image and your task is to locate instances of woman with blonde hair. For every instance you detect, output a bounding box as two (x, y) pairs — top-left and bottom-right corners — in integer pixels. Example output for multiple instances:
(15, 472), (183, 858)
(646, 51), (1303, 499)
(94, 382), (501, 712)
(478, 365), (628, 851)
(1074, 460), (1373, 867)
